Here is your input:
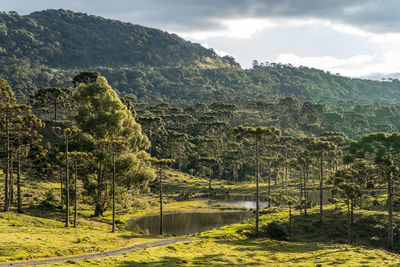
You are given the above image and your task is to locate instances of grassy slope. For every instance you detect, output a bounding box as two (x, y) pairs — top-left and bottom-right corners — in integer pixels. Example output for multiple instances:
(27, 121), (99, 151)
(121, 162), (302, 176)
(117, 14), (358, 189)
(1, 169), (400, 266)
(59, 205), (400, 266)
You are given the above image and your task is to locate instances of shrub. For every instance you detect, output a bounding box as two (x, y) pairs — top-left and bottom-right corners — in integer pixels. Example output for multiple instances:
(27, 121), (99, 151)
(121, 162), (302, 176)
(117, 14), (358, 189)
(262, 221), (288, 240)
(39, 190), (59, 210)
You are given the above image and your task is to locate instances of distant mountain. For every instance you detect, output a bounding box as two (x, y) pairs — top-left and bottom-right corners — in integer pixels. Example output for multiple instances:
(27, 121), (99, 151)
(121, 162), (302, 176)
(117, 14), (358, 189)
(0, 9), (400, 106)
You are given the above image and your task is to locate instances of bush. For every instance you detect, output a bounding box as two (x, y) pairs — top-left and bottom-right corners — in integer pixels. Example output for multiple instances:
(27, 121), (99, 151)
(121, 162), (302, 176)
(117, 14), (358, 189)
(39, 190), (59, 210)
(262, 221), (288, 240)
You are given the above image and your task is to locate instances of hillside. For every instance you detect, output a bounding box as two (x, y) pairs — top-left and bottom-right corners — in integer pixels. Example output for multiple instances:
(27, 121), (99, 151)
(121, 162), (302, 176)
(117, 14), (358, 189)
(0, 9), (400, 105)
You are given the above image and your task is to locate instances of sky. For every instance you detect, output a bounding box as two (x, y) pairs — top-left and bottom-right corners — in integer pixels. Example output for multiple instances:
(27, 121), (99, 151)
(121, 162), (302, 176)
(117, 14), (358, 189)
(2, 0), (400, 77)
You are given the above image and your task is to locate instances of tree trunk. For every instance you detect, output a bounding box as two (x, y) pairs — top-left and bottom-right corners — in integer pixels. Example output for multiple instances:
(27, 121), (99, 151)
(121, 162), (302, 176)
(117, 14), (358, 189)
(9, 162), (14, 205)
(267, 169), (271, 208)
(319, 153), (323, 223)
(208, 163), (212, 190)
(112, 153), (116, 233)
(285, 165), (288, 189)
(94, 162), (104, 217)
(17, 154), (22, 213)
(387, 169), (393, 249)
(159, 167), (163, 235)
(60, 169), (63, 207)
(289, 204), (292, 242)
(74, 161), (78, 228)
(350, 199), (354, 244)
(65, 138), (69, 227)
(4, 110), (10, 212)
(304, 165), (308, 216)
(54, 98), (57, 121)
(299, 168), (302, 215)
(255, 139), (260, 236)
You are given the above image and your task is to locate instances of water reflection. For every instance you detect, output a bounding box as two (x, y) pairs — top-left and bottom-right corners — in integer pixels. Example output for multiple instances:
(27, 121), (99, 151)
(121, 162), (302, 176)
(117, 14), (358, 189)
(126, 210), (253, 235)
(208, 190), (332, 209)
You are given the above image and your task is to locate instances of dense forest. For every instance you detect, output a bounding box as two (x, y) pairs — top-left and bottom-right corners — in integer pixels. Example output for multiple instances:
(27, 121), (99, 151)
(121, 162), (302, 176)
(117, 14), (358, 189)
(1, 9), (400, 106)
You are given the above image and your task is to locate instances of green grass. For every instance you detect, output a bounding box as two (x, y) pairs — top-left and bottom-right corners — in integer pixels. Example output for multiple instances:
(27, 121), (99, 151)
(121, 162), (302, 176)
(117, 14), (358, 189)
(0, 212), (160, 263)
(1, 169), (400, 266)
(65, 238), (400, 266)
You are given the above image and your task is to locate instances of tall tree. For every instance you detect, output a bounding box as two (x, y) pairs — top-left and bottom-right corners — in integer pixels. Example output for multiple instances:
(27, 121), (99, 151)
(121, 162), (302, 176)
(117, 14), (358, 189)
(96, 139), (128, 232)
(357, 133), (400, 249)
(150, 158), (174, 235)
(73, 72), (152, 217)
(53, 127), (80, 227)
(68, 152), (92, 228)
(30, 87), (74, 121)
(307, 140), (336, 223)
(232, 126), (281, 236)
(0, 78), (15, 212)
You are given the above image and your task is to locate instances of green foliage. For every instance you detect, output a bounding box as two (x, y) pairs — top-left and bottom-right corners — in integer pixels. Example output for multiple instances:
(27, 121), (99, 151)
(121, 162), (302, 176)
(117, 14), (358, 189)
(0, 9), (400, 108)
(72, 73), (154, 216)
(262, 221), (288, 240)
(39, 190), (59, 210)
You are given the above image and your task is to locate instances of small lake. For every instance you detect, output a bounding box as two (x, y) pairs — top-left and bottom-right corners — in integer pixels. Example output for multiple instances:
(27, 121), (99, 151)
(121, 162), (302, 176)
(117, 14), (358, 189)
(208, 195), (269, 209)
(126, 210), (253, 235)
(208, 190), (332, 209)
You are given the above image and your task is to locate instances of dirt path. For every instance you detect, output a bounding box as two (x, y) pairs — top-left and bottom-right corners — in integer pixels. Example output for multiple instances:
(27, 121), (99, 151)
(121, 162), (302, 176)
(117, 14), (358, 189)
(1, 238), (198, 267)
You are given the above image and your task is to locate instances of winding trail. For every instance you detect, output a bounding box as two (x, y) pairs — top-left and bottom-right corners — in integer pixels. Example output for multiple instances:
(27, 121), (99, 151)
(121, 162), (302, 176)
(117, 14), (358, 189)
(1, 238), (198, 267)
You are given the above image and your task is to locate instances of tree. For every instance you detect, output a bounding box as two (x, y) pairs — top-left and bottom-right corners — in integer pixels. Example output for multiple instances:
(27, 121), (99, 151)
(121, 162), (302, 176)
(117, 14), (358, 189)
(68, 152), (92, 228)
(297, 150), (313, 215)
(137, 115), (164, 156)
(11, 107), (43, 213)
(96, 139), (128, 232)
(0, 78), (15, 104)
(307, 140), (336, 223)
(232, 126), (281, 236)
(53, 127), (80, 227)
(73, 72), (152, 217)
(0, 100), (42, 212)
(270, 191), (297, 242)
(0, 78), (16, 212)
(30, 87), (73, 121)
(330, 165), (370, 244)
(262, 156), (278, 208)
(198, 157), (220, 191)
(357, 133), (400, 249)
(150, 158), (174, 235)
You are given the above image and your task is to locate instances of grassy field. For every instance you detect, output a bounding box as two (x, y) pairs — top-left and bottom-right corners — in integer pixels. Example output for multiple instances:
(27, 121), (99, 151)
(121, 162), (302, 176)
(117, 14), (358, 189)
(53, 205), (400, 266)
(1, 169), (400, 266)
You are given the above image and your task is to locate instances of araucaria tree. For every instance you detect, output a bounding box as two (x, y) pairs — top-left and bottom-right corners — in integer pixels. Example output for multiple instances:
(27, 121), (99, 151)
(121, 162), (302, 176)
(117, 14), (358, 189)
(73, 72), (154, 217)
(150, 158), (174, 235)
(357, 133), (400, 249)
(232, 126), (281, 236)
(307, 140), (336, 223)
(0, 79), (43, 212)
(53, 127), (80, 227)
(30, 87), (74, 121)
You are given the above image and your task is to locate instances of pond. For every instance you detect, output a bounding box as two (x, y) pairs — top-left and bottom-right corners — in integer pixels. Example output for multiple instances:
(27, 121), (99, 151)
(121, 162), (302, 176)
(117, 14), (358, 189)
(208, 190), (332, 209)
(208, 194), (269, 209)
(126, 210), (253, 235)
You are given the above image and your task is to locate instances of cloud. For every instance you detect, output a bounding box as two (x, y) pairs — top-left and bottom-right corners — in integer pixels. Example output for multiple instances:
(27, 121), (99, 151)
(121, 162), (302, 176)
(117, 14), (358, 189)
(180, 19), (275, 39)
(275, 52), (400, 77)
(4, 0), (400, 34)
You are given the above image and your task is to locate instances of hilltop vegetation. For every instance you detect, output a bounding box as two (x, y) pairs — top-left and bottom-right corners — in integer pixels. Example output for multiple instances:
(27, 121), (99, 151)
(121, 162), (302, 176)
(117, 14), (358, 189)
(0, 9), (400, 105)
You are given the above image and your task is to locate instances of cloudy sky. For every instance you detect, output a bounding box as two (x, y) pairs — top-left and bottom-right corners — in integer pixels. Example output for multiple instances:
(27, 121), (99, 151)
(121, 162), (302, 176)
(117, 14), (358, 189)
(3, 0), (400, 77)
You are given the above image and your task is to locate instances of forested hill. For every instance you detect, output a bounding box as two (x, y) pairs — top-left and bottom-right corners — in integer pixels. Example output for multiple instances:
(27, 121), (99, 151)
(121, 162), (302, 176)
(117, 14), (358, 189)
(1, 9), (400, 106)
(0, 9), (235, 69)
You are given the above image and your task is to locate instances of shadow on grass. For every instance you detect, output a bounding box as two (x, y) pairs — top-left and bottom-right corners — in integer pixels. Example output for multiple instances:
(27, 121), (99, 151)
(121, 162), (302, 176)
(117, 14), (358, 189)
(117, 254), (244, 266)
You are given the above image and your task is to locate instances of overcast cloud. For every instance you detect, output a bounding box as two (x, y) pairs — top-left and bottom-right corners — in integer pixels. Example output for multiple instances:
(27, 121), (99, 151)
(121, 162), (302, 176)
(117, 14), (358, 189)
(2, 0), (400, 77)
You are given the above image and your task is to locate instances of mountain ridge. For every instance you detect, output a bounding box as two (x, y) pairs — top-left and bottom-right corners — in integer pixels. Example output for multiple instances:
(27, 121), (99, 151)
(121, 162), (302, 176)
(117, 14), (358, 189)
(0, 9), (399, 106)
